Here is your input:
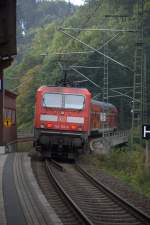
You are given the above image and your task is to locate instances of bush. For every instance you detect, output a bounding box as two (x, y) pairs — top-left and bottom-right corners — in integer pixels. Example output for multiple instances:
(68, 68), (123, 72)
(80, 143), (150, 197)
(94, 145), (150, 198)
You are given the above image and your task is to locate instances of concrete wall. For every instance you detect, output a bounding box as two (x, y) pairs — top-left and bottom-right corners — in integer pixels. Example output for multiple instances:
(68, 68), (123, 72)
(90, 130), (129, 154)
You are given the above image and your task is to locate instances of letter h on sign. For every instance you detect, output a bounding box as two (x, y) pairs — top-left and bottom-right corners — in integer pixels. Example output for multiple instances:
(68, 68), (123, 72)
(142, 125), (150, 139)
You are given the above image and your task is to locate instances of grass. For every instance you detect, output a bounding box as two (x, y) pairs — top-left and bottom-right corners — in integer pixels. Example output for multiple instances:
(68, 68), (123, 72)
(81, 145), (150, 198)
(17, 141), (33, 152)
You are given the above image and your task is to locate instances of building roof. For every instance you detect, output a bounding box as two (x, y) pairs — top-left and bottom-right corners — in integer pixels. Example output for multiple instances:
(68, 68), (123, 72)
(5, 89), (17, 98)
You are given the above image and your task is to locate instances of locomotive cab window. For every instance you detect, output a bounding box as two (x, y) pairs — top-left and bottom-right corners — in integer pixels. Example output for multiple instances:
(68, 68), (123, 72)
(64, 94), (84, 109)
(43, 93), (62, 108)
(42, 93), (85, 110)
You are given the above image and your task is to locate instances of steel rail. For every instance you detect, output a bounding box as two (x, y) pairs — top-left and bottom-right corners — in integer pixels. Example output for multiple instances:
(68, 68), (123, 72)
(76, 164), (150, 225)
(50, 159), (64, 172)
(45, 160), (94, 225)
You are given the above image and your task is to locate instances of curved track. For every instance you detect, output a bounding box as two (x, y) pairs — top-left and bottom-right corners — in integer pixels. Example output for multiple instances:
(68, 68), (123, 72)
(46, 160), (150, 225)
(32, 159), (91, 225)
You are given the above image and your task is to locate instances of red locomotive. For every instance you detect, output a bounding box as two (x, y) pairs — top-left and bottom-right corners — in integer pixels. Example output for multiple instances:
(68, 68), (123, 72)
(34, 86), (118, 158)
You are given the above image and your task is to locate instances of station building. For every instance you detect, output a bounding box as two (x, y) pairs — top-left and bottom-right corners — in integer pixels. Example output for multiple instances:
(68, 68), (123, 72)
(3, 89), (17, 152)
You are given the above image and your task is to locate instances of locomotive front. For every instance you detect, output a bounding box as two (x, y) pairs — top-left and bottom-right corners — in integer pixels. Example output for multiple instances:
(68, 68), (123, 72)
(34, 86), (91, 158)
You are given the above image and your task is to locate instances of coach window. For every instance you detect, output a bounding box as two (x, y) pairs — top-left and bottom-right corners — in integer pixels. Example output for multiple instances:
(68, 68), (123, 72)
(64, 95), (85, 109)
(43, 93), (62, 108)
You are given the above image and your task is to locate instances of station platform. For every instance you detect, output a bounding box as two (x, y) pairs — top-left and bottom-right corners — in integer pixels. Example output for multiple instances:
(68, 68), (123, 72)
(0, 153), (62, 225)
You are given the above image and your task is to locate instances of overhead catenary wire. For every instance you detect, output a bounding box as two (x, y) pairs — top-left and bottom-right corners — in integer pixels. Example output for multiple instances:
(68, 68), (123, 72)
(59, 28), (134, 72)
(72, 65), (103, 69)
(43, 32), (120, 56)
(74, 79), (88, 83)
(11, 75), (34, 92)
(61, 27), (137, 32)
(5, 77), (20, 80)
(110, 89), (140, 102)
(93, 93), (101, 99)
(108, 94), (125, 98)
(111, 86), (133, 90)
(71, 67), (101, 89)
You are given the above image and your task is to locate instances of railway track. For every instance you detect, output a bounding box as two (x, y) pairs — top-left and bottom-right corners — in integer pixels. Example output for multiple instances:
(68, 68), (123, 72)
(3, 153), (61, 225)
(44, 160), (150, 225)
(32, 159), (91, 225)
(76, 164), (150, 225)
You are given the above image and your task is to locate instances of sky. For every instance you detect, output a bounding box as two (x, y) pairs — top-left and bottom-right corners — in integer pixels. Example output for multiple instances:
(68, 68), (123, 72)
(36, 0), (84, 6)
(69, 0), (84, 6)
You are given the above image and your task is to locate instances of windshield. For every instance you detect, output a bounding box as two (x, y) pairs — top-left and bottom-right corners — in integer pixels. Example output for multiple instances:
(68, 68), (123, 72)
(43, 93), (85, 110)
(43, 93), (62, 108)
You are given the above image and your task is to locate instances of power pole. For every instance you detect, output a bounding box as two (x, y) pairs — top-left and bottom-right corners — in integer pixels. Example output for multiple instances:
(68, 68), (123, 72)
(131, 0), (144, 144)
(143, 55), (149, 168)
(103, 42), (109, 102)
(143, 54), (147, 124)
(102, 12), (132, 103)
(102, 30), (109, 136)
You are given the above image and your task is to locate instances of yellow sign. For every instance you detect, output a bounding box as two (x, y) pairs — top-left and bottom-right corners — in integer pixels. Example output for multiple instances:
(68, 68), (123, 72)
(4, 118), (12, 128)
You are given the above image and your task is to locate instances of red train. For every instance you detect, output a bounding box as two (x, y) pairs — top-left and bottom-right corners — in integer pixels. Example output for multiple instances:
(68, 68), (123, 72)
(34, 86), (118, 158)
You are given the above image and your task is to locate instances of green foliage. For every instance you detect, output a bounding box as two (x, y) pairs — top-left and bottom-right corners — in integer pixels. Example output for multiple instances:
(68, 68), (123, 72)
(107, 147), (143, 173)
(5, 0), (150, 131)
(81, 144), (150, 197)
(17, 0), (76, 34)
(6, 0), (149, 197)
(101, 146), (150, 197)
(17, 65), (43, 131)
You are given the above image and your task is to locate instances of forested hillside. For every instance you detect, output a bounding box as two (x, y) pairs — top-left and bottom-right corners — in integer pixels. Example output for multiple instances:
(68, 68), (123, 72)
(5, 0), (150, 131)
